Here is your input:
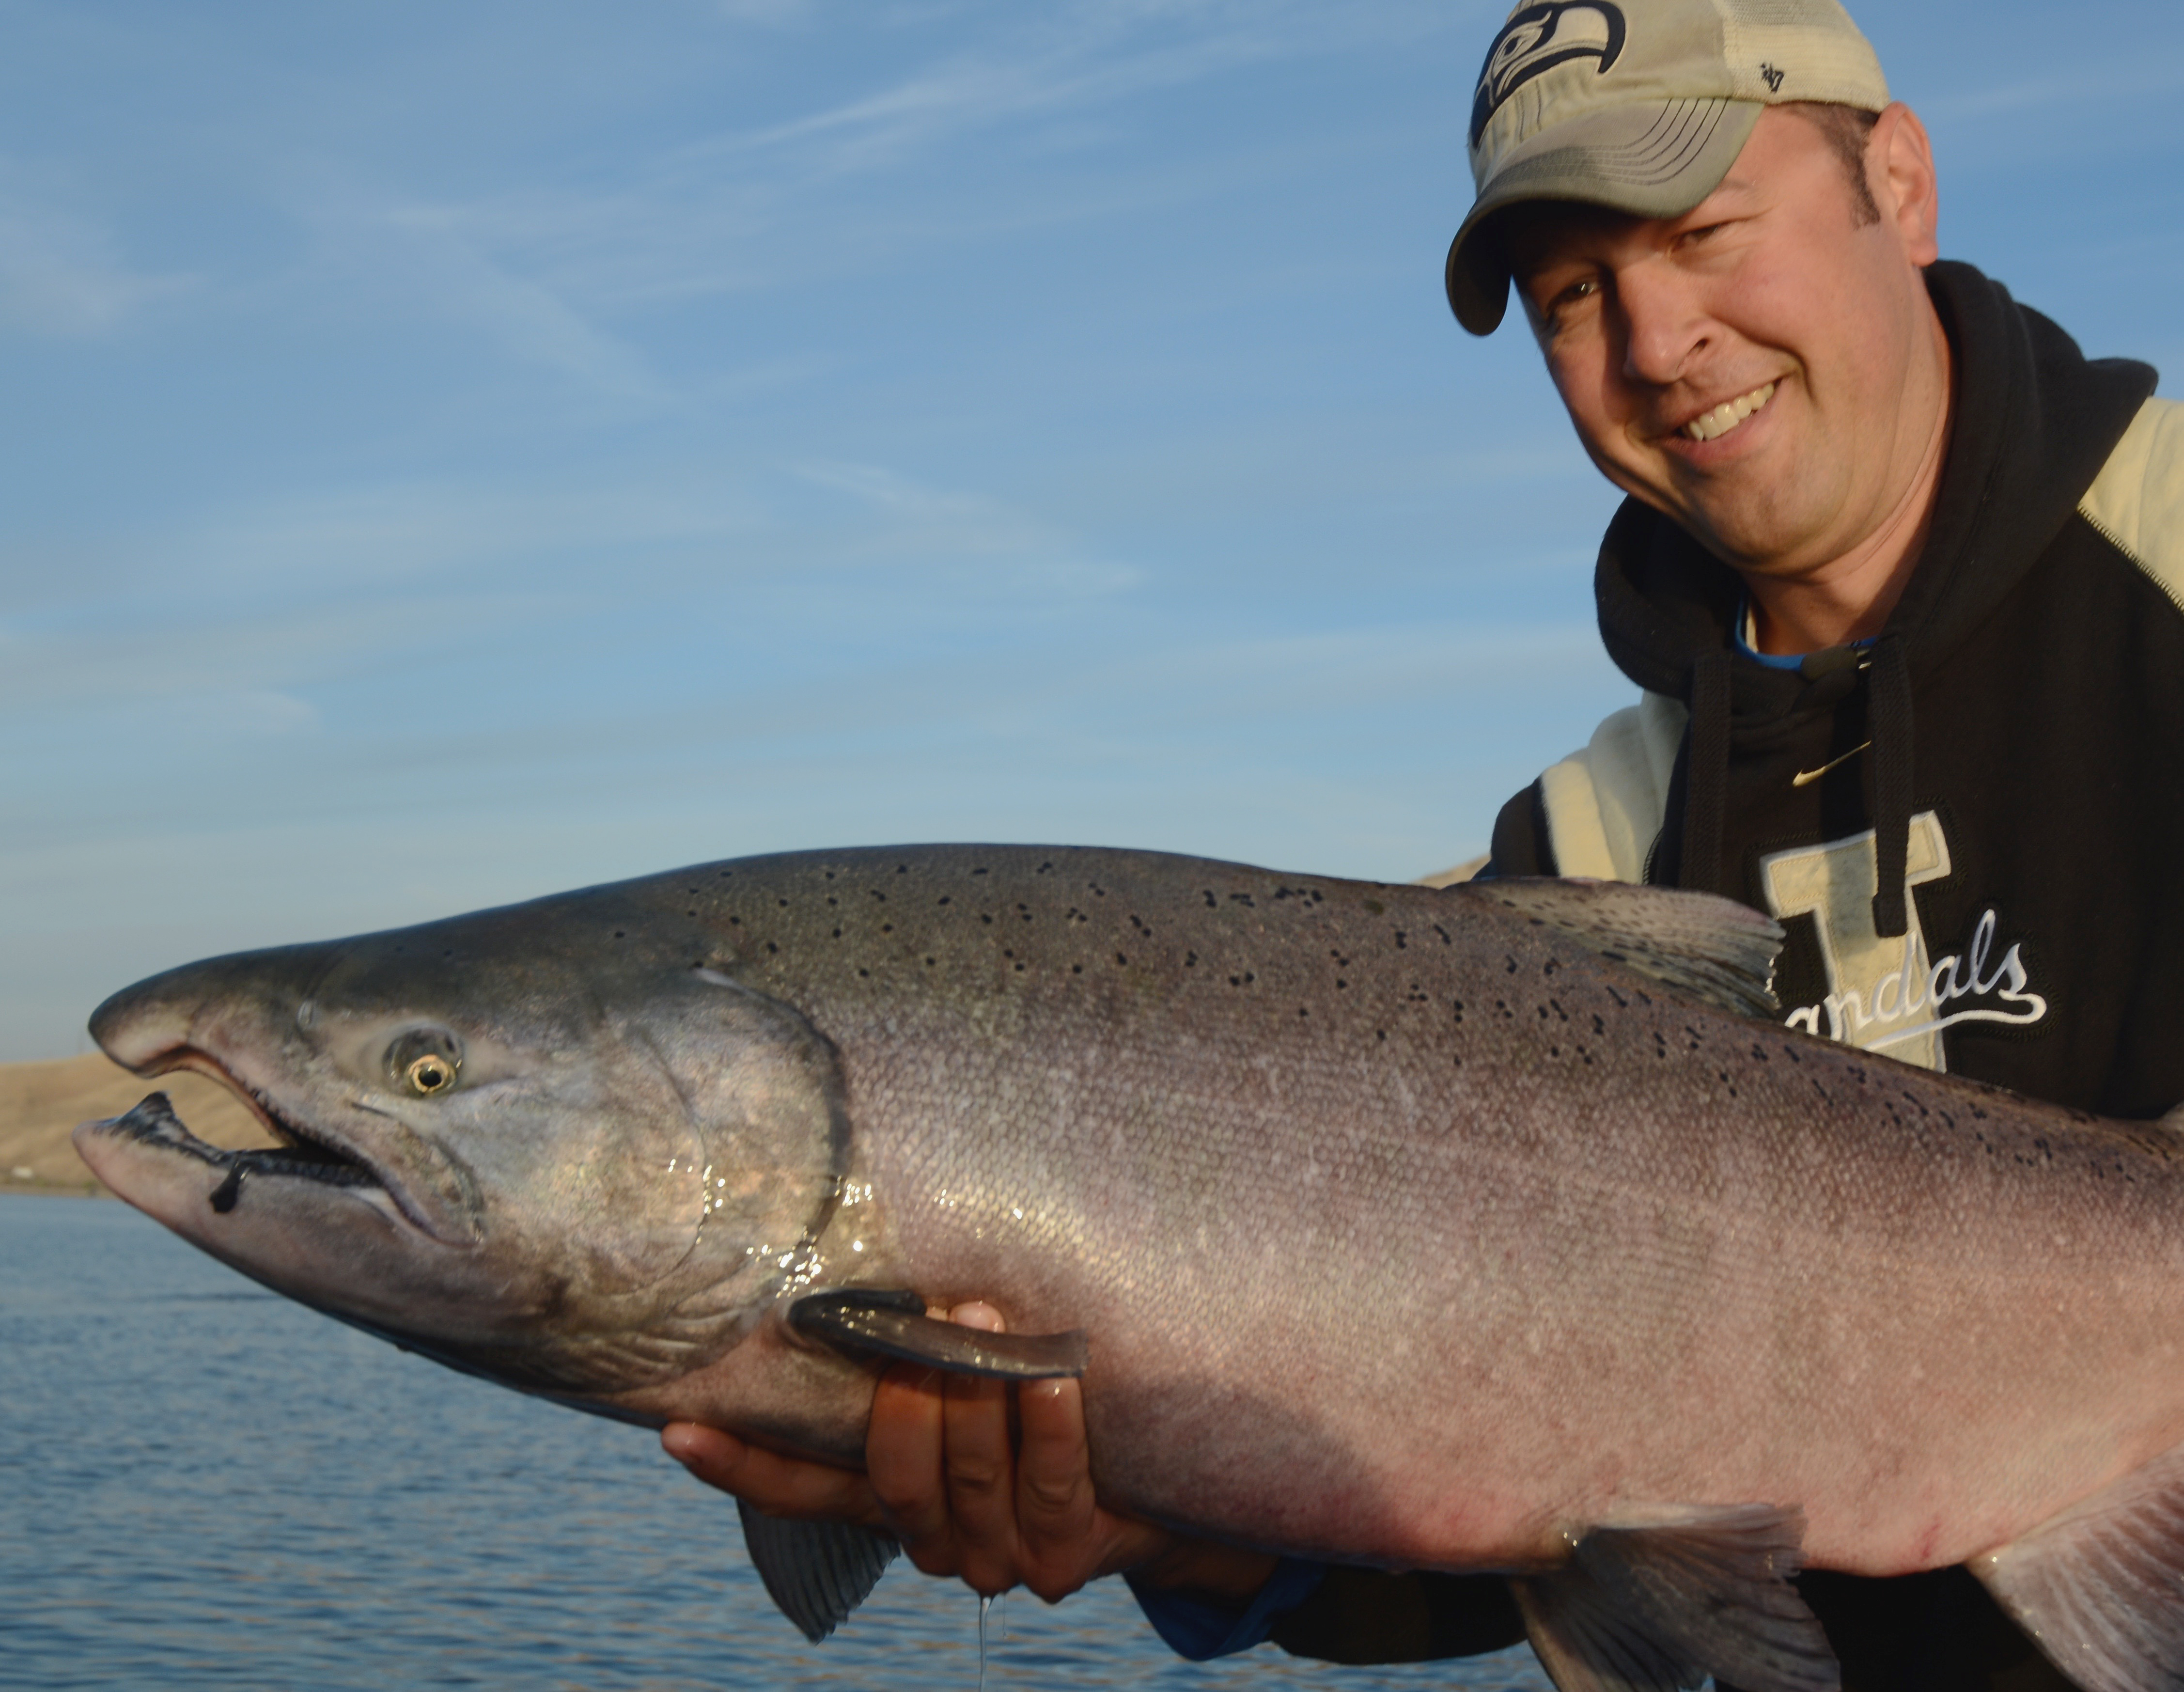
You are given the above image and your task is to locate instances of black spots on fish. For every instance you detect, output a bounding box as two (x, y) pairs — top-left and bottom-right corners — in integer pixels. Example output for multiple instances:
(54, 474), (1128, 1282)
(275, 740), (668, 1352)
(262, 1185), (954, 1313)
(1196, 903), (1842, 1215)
(1716, 1069), (1738, 1099)
(1202, 890), (1218, 909)
(1184, 951), (1198, 968)
(727, 916), (741, 927)
(924, 956), (936, 968)
(870, 890), (888, 903)
(1971, 1105), (1989, 1120)
(766, 942), (780, 955)
(1780, 1044), (1799, 1064)
(1376, 1030), (1387, 1042)
(981, 914), (994, 926)
(1432, 924), (1451, 946)
(1750, 1043), (1770, 1063)
(1684, 1027), (1703, 1052)
(831, 928), (843, 940)
(1496, 999), (1513, 1021)
(1230, 893), (1256, 909)
(1504, 956), (1518, 974)
(1542, 958), (1559, 976)
(858, 968), (870, 978)
(1394, 931), (1407, 950)
(720, 870), (734, 879)
(1653, 1030), (1668, 1059)
(1038, 862), (1053, 874)
(936, 896), (951, 907)
(1004, 951), (1025, 973)
(1126, 912), (1152, 938)
(1116, 952), (1128, 966)
(1227, 971), (1257, 988)
(1811, 1080), (1831, 1104)
(613, 930), (626, 940)
(686, 910), (697, 919)
(968, 866), (984, 876)
(1363, 898), (1384, 915)
(1592, 1014), (1607, 1036)
(1601, 949), (1627, 963)
(1071, 964), (1083, 974)
(1451, 1001), (1465, 1025)
(1297, 1006), (1310, 1018)
(1019, 904), (1034, 924)
(1606, 986), (1627, 1008)
(1091, 883), (1107, 898)
(1548, 998), (1568, 1023)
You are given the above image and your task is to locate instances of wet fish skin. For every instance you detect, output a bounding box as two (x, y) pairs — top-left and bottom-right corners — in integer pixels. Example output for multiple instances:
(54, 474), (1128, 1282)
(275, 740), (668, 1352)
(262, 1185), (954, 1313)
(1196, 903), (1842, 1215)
(73, 845), (2184, 1692)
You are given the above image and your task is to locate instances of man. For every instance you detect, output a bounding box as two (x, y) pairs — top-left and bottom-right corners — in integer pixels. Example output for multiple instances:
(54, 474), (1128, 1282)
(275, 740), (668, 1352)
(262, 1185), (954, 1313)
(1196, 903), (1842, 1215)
(665, 1), (2184, 1687)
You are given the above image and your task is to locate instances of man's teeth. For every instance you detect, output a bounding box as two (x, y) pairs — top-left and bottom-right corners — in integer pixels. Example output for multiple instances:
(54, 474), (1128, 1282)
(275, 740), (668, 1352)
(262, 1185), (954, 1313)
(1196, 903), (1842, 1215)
(1683, 381), (1778, 443)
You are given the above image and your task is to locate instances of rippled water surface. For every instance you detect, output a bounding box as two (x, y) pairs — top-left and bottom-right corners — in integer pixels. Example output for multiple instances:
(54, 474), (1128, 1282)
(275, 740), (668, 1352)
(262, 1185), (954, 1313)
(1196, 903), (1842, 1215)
(0, 1194), (1554, 1690)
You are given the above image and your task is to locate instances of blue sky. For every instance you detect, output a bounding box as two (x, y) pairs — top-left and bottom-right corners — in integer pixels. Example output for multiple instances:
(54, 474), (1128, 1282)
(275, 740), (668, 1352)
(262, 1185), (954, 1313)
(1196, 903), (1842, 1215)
(5, 0), (2182, 1062)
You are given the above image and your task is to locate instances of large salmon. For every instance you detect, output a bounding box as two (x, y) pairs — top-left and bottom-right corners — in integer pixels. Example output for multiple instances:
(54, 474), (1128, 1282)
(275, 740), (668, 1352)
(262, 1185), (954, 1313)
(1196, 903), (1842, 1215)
(73, 846), (2184, 1692)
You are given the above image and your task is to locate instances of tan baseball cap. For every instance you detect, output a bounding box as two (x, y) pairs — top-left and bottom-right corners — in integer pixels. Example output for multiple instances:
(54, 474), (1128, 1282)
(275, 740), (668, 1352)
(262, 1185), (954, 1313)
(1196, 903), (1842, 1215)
(1446, 0), (1888, 334)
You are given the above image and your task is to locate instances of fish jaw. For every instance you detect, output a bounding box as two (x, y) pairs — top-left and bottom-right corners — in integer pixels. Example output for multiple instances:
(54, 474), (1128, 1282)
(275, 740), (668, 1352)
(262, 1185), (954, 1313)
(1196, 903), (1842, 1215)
(74, 1094), (500, 1337)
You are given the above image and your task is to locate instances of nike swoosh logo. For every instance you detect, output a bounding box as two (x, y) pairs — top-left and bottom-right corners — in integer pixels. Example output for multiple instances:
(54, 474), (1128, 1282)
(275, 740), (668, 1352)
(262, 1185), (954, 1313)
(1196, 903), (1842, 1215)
(1792, 741), (1871, 788)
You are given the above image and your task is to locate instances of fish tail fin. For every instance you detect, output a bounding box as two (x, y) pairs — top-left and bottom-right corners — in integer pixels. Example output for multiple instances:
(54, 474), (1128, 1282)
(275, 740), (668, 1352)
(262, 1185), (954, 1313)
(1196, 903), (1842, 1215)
(1975, 1443), (2184, 1692)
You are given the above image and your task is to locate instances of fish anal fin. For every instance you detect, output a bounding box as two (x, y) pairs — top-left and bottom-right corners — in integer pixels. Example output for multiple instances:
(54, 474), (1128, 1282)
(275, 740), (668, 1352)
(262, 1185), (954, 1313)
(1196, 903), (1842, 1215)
(737, 1500), (899, 1643)
(1512, 1505), (1838, 1692)
(1460, 879), (1784, 1019)
(1976, 1443), (2184, 1692)
(788, 1287), (1089, 1380)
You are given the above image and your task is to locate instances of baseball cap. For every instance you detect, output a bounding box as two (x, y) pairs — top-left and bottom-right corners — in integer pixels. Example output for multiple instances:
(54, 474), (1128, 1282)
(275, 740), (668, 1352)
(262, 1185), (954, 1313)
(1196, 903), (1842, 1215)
(1446, 0), (1888, 334)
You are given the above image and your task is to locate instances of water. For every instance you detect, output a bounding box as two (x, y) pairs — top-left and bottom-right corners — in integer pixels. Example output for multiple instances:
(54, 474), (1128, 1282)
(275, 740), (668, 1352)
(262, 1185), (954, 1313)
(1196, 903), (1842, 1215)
(0, 1194), (1554, 1690)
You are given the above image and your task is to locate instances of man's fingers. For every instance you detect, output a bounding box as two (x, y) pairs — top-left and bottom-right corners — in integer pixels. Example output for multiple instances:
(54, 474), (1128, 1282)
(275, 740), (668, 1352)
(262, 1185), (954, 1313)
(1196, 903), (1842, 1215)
(660, 1423), (880, 1526)
(939, 1302), (1022, 1595)
(868, 1361), (954, 1567)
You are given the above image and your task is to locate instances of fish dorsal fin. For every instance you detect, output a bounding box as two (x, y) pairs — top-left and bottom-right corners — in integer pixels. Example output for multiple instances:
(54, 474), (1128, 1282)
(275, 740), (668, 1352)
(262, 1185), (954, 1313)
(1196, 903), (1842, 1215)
(737, 1501), (899, 1643)
(789, 1287), (1089, 1380)
(1511, 1505), (1837, 1692)
(1460, 879), (1784, 1019)
(1976, 1442), (2184, 1692)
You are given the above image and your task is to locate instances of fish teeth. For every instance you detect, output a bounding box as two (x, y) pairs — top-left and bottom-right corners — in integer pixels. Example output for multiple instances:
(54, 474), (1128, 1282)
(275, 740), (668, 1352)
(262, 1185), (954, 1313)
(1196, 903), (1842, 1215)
(1683, 381), (1778, 443)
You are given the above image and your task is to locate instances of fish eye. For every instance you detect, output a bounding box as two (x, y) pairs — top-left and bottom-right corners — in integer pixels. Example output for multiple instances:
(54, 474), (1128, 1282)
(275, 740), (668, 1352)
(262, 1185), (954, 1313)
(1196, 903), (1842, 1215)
(386, 1027), (464, 1097)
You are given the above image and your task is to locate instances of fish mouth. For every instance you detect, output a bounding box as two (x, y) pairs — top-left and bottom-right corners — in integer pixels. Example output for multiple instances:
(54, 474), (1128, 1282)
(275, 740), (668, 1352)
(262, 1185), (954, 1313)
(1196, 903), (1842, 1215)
(95, 1049), (457, 1239)
(99, 1090), (383, 1206)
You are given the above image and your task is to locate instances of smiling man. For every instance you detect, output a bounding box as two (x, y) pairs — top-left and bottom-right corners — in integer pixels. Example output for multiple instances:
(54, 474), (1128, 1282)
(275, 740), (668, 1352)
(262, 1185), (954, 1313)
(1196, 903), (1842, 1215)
(666, 3), (2184, 1688)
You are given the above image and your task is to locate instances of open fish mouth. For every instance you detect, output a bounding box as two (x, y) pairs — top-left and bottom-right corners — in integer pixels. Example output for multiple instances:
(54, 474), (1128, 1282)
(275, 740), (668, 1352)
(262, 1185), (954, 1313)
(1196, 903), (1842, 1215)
(97, 1091), (387, 1210)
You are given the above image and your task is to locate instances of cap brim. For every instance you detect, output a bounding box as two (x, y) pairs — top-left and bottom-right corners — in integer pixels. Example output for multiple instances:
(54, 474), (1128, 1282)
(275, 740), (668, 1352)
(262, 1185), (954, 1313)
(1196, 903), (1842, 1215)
(1446, 97), (1763, 335)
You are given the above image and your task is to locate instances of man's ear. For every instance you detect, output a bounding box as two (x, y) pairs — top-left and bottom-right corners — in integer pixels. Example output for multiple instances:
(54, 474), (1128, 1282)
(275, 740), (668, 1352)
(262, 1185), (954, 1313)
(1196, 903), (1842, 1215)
(1872, 102), (1940, 267)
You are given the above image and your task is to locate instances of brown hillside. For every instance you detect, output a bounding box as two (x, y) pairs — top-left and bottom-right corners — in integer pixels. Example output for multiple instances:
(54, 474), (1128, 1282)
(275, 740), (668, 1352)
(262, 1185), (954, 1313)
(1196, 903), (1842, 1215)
(0, 1054), (276, 1196)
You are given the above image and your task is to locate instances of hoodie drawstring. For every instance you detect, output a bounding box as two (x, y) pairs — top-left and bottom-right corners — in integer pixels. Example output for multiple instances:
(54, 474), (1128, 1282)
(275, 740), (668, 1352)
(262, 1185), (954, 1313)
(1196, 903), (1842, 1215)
(1867, 633), (1916, 939)
(1682, 650), (1732, 896)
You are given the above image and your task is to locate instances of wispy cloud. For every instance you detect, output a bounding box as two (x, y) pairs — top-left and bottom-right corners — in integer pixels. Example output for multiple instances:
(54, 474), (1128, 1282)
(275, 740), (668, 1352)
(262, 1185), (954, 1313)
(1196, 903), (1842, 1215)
(0, 165), (190, 337)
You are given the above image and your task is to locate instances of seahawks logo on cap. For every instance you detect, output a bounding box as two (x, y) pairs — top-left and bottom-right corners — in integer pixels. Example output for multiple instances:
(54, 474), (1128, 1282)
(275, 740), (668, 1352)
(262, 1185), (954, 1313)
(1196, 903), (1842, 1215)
(1470, 2), (1628, 147)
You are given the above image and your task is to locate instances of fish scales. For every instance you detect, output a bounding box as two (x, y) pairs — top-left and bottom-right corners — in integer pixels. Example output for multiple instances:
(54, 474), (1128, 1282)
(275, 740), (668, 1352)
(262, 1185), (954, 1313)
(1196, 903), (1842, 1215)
(72, 843), (2184, 1692)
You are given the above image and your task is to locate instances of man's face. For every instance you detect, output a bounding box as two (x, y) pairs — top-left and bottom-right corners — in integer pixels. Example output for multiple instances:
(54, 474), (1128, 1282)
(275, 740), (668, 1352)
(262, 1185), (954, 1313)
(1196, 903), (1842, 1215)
(1506, 106), (1943, 582)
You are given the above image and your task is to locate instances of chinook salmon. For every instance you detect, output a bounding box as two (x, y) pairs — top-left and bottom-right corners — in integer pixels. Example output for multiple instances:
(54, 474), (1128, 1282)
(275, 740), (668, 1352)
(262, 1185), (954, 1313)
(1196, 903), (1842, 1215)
(75, 845), (2184, 1692)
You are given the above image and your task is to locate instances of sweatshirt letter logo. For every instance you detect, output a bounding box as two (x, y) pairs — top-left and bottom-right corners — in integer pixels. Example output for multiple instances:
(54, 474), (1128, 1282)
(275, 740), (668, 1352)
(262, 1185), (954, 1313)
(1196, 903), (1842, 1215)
(1759, 813), (2047, 1072)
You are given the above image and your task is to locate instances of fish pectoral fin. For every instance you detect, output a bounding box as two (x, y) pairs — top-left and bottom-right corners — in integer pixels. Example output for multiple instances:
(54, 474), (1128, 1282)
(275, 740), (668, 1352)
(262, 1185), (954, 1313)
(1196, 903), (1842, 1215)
(737, 1499), (899, 1643)
(1460, 879), (1784, 1019)
(1975, 1441), (2184, 1692)
(787, 1287), (1089, 1379)
(1511, 1505), (1837, 1692)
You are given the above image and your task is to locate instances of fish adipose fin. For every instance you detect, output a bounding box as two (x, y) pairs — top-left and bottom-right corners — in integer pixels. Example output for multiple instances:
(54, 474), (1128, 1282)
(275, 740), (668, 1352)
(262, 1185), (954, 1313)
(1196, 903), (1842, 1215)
(1461, 880), (1784, 1019)
(1975, 1441), (2184, 1692)
(737, 1500), (899, 1642)
(789, 1287), (1090, 1379)
(1511, 1504), (1837, 1692)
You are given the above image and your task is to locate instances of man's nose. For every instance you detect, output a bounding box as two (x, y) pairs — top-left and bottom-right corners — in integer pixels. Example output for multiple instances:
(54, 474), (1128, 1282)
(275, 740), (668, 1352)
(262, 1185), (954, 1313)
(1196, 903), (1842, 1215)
(1615, 260), (1710, 388)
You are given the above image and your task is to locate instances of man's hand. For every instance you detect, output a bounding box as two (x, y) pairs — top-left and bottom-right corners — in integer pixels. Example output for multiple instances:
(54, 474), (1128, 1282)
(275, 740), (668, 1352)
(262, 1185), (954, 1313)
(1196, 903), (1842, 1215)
(662, 1301), (1278, 1606)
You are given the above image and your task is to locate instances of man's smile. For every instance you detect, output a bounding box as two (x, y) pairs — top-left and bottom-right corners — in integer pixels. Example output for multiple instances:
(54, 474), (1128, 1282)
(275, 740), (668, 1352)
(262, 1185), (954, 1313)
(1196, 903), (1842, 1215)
(1678, 380), (1779, 443)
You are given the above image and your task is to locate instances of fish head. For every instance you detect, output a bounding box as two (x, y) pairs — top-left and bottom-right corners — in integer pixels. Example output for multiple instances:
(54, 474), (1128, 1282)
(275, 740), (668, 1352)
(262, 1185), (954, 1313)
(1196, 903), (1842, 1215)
(75, 897), (848, 1404)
